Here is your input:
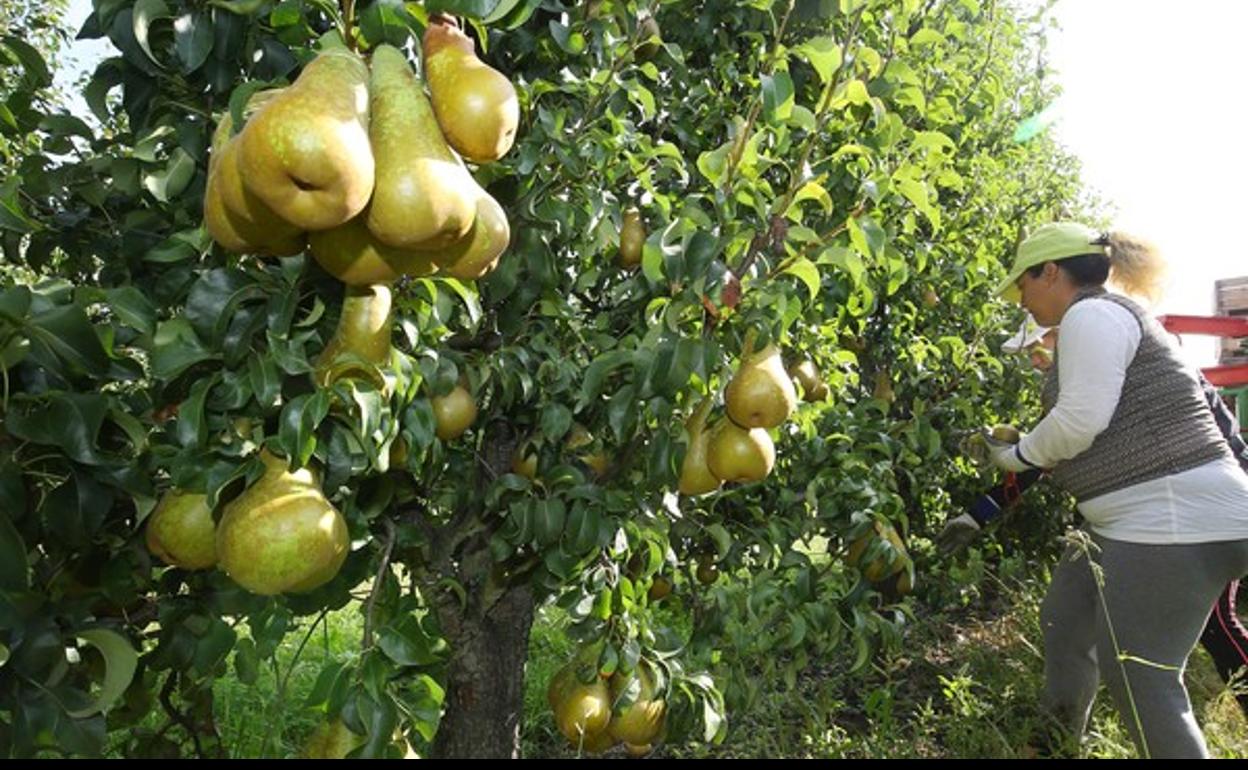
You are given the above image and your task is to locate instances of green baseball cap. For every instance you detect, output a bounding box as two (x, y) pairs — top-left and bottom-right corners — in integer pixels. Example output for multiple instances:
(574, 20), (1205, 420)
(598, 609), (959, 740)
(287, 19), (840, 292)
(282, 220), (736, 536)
(995, 222), (1107, 302)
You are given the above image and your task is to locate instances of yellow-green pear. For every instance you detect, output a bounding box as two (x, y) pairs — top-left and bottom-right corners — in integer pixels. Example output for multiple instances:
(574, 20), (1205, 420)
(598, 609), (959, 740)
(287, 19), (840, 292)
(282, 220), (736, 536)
(145, 490), (217, 570)
(788, 358), (829, 402)
(706, 420), (775, 483)
(216, 451), (349, 595)
(302, 718), (366, 759)
(237, 49), (374, 231)
(423, 18), (520, 163)
(873, 369), (895, 403)
(619, 207), (644, 268)
(366, 44), (477, 251)
(678, 399), (720, 496)
(432, 191), (510, 280)
(607, 668), (666, 746)
(309, 214), (437, 285)
(725, 344), (797, 429)
(432, 384), (478, 441)
(313, 283), (393, 390)
(205, 107), (305, 256)
(554, 679), (612, 748)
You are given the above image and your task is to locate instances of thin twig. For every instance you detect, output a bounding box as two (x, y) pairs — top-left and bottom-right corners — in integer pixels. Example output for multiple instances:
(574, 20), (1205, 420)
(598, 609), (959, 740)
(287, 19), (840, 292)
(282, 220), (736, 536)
(362, 518), (399, 650)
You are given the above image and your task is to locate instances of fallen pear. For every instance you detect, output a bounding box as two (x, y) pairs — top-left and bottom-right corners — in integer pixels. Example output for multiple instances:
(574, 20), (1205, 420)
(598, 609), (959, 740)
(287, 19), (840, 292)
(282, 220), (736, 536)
(423, 17), (520, 163)
(725, 343), (797, 429)
(216, 450), (349, 595)
(237, 48), (374, 231)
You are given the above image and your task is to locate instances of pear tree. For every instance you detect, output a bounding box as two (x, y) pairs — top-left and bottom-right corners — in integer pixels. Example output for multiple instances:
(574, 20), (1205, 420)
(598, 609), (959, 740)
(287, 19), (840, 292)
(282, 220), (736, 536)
(0, 0), (1084, 758)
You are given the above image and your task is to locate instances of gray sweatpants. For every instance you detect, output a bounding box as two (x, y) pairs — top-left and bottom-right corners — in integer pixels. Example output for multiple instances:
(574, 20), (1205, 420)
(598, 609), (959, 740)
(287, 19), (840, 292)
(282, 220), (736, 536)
(1040, 531), (1248, 758)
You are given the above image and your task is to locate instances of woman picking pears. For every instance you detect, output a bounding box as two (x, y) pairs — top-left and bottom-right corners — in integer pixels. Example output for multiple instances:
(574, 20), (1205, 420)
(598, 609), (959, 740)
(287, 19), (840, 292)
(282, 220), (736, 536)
(988, 223), (1248, 758)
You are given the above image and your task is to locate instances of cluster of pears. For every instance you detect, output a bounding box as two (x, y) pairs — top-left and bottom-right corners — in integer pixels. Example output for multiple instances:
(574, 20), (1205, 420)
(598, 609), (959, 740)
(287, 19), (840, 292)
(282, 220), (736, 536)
(846, 519), (913, 596)
(547, 649), (667, 757)
(678, 339), (803, 495)
(204, 25), (516, 281)
(205, 20), (516, 401)
(146, 450), (349, 597)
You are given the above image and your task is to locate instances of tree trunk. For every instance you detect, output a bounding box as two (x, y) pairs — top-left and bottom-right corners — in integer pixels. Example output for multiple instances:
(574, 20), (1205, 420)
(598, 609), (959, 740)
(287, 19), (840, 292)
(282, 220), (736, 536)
(431, 578), (535, 758)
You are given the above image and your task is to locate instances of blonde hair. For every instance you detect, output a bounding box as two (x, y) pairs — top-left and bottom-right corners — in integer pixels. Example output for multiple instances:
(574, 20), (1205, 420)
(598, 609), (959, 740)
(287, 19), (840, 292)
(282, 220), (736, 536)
(1106, 231), (1167, 304)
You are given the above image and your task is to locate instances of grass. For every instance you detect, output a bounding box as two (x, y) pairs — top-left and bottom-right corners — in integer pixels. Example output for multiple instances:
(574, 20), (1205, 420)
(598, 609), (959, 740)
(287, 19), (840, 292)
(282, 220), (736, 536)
(113, 559), (1248, 758)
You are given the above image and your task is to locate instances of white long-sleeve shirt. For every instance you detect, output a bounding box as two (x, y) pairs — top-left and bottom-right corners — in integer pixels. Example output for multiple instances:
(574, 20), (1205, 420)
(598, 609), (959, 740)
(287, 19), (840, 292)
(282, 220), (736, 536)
(1017, 298), (1248, 544)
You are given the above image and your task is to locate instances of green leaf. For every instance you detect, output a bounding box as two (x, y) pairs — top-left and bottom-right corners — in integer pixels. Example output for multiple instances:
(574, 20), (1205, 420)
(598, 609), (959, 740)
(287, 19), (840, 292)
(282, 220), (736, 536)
(133, 0), (172, 68)
(910, 28), (946, 47)
(103, 287), (157, 336)
(38, 114), (94, 140)
(234, 637), (259, 685)
(793, 35), (842, 84)
(425, 0), (503, 19)
(151, 318), (217, 380)
(534, 498), (566, 547)
(816, 245), (864, 286)
(377, 615), (444, 667)
(783, 257), (822, 301)
(576, 350), (630, 411)
(67, 629), (139, 718)
(696, 143), (731, 187)
(788, 180), (833, 216)
(173, 12), (215, 73)
(248, 354), (282, 410)
(2, 36), (52, 89)
(0, 510), (29, 591)
(6, 393), (110, 465)
(143, 148), (196, 202)
(761, 71), (794, 123)
(540, 403), (572, 442)
(26, 304), (110, 376)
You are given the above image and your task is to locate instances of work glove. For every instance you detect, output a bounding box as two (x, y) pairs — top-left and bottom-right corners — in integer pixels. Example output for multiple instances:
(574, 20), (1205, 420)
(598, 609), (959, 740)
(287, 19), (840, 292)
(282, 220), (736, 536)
(986, 432), (1040, 473)
(937, 513), (982, 555)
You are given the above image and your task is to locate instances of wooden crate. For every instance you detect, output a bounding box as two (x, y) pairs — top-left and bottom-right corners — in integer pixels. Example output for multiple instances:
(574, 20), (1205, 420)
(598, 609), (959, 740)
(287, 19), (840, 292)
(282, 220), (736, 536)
(1215, 277), (1248, 364)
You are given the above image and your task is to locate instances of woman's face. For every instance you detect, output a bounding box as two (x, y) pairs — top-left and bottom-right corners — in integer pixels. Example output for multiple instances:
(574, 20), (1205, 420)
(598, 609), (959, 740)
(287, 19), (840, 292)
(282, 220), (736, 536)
(1016, 264), (1066, 327)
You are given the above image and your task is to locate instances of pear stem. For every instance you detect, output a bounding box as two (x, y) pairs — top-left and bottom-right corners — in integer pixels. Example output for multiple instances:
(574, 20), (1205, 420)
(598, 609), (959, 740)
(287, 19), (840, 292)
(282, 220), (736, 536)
(362, 518), (398, 651)
(340, 0), (357, 52)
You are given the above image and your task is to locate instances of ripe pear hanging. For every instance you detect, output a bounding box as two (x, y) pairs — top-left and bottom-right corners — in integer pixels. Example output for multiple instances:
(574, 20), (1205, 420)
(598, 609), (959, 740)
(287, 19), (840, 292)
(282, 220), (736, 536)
(619, 207), (644, 268)
(706, 420), (775, 483)
(724, 344), (797, 429)
(433, 191), (511, 280)
(423, 17), (520, 163)
(204, 103), (305, 256)
(366, 44), (478, 251)
(237, 49), (374, 231)
(216, 451), (349, 595)
(313, 283), (393, 390)
(145, 490), (217, 570)
(309, 214), (437, 285)
(678, 399), (721, 496)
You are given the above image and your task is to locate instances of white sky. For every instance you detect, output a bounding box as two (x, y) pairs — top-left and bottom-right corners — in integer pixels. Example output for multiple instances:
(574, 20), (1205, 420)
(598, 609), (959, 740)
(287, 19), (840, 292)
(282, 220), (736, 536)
(57, 0), (1245, 367)
(1045, 0), (1248, 368)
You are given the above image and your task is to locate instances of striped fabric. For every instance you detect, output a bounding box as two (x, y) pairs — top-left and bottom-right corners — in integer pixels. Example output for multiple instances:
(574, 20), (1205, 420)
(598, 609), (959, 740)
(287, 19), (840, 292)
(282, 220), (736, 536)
(1040, 290), (1232, 501)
